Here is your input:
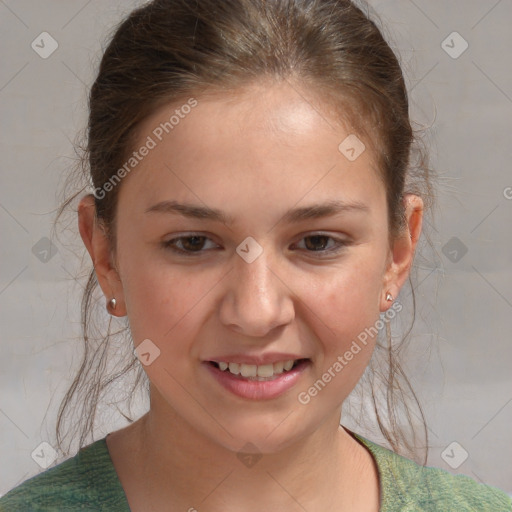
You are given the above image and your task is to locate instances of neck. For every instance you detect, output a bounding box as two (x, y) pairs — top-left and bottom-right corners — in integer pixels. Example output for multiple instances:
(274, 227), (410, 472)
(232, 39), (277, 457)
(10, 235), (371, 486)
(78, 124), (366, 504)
(120, 399), (379, 511)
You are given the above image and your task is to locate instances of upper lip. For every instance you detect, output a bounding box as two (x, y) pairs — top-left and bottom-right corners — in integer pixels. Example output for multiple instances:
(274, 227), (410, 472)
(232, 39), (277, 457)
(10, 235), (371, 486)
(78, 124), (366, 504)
(206, 353), (309, 365)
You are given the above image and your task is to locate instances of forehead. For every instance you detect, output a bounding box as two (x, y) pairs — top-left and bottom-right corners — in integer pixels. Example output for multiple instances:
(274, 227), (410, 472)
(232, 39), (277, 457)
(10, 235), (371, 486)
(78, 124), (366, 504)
(118, 81), (386, 217)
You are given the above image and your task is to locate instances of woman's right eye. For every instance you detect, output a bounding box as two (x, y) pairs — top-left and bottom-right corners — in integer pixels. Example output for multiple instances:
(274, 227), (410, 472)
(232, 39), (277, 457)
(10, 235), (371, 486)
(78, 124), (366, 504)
(162, 235), (219, 255)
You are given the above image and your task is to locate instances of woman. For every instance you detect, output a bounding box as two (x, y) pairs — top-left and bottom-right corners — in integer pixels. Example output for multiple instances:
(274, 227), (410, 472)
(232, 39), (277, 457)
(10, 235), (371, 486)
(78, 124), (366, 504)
(1, 0), (510, 510)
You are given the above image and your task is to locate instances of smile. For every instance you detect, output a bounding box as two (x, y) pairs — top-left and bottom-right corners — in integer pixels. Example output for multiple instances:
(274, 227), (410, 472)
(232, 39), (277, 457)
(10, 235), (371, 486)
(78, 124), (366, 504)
(204, 359), (311, 400)
(210, 359), (306, 380)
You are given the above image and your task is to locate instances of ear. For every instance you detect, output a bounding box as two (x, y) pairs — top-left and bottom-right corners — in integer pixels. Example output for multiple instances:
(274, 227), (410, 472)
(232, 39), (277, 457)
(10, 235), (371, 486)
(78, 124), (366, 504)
(78, 194), (127, 316)
(380, 193), (423, 312)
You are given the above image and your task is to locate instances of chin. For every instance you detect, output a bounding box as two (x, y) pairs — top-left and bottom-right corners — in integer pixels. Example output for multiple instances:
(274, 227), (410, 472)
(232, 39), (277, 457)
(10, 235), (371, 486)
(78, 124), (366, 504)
(210, 411), (319, 456)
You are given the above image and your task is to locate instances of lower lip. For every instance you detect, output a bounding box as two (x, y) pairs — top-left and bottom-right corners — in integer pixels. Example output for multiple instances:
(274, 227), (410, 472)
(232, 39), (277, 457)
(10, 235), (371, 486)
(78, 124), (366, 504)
(203, 360), (310, 400)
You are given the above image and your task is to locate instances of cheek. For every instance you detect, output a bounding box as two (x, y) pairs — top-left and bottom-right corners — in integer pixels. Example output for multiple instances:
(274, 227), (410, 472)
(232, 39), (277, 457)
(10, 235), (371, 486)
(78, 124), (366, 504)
(116, 239), (198, 342)
(305, 255), (384, 377)
(313, 251), (383, 330)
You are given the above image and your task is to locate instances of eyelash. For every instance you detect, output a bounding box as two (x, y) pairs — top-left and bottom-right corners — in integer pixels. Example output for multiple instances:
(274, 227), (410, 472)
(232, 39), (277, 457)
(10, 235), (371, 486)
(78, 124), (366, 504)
(162, 233), (350, 258)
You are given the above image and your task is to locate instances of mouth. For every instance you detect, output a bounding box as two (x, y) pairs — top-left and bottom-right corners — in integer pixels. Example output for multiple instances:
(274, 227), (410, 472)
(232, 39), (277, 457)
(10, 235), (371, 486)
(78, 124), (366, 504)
(207, 358), (310, 381)
(204, 357), (311, 400)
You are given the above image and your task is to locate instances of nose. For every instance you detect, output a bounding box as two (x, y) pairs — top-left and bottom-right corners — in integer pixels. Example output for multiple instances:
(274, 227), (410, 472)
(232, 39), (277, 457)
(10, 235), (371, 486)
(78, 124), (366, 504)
(218, 247), (295, 338)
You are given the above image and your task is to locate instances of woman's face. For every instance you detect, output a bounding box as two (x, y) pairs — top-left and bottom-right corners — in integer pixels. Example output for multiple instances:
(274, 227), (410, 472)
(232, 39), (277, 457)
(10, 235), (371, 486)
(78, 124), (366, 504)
(103, 81), (412, 453)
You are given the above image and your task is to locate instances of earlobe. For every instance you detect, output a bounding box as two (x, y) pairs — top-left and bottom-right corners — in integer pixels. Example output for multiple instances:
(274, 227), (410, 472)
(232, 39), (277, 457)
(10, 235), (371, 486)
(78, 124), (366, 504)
(77, 194), (127, 317)
(380, 194), (423, 311)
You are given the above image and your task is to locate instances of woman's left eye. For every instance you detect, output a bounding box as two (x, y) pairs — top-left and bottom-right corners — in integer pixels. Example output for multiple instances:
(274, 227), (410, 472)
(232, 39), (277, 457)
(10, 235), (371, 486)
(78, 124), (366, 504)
(292, 234), (349, 255)
(162, 233), (349, 257)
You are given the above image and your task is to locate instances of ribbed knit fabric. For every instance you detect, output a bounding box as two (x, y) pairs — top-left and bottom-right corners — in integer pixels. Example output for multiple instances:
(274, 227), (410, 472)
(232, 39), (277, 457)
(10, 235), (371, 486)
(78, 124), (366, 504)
(1, 434), (510, 511)
(355, 435), (512, 511)
(0, 438), (129, 511)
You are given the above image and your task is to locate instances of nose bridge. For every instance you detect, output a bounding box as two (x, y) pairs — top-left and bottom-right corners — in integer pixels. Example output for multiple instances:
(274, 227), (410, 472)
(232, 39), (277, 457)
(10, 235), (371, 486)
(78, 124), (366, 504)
(239, 250), (273, 299)
(220, 243), (293, 335)
(236, 245), (278, 309)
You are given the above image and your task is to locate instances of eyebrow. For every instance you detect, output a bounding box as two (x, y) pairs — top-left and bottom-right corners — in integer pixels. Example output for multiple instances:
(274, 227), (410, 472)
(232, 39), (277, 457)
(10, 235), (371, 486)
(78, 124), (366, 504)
(144, 199), (370, 225)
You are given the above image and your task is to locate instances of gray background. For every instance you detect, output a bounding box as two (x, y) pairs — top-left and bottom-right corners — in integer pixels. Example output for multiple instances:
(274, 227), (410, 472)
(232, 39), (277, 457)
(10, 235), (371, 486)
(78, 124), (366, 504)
(1, 0), (511, 498)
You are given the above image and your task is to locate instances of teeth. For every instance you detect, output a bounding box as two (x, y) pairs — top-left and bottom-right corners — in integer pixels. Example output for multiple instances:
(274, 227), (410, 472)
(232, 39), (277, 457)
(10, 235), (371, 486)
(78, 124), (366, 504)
(216, 359), (300, 378)
(240, 363), (257, 377)
(273, 361), (284, 373)
(283, 360), (294, 371)
(257, 364), (274, 377)
(228, 362), (240, 375)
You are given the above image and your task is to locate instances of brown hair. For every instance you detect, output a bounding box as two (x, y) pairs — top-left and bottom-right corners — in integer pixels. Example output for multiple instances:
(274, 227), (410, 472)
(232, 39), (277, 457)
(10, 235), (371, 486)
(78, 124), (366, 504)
(54, 0), (435, 463)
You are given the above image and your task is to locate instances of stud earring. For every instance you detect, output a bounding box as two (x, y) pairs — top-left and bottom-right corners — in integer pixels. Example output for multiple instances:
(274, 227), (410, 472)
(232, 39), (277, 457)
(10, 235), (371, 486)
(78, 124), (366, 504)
(107, 297), (117, 312)
(386, 292), (393, 302)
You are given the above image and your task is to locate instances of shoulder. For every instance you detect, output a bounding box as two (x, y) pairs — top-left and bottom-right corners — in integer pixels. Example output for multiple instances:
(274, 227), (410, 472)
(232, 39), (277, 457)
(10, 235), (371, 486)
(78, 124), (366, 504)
(354, 434), (512, 512)
(0, 438), (129, 512)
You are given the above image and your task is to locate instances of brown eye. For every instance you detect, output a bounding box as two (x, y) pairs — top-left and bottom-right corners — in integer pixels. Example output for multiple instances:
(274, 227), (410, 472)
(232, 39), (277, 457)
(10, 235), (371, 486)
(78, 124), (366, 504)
(293, 233), (350, 256)
(303, 235), (331, 251)
(163, 235), (218, 255)
(179, 236), (207, 252)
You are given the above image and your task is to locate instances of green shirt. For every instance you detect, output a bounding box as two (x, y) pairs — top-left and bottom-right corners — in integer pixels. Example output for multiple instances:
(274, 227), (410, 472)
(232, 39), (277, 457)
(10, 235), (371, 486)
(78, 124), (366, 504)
(1, 434), (510, 511)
